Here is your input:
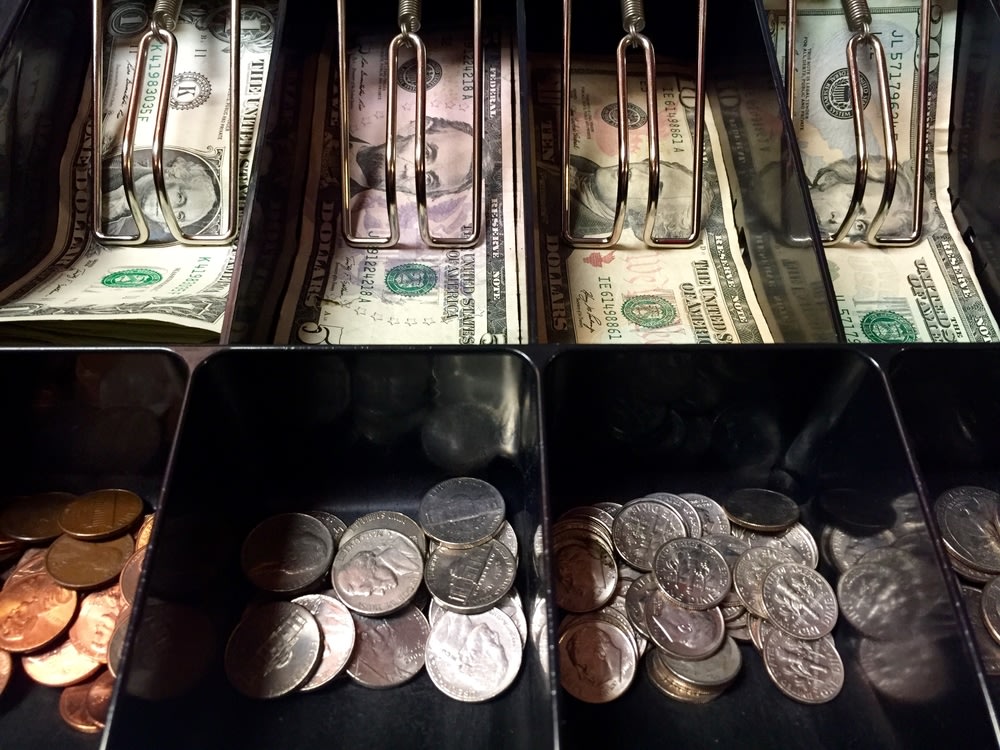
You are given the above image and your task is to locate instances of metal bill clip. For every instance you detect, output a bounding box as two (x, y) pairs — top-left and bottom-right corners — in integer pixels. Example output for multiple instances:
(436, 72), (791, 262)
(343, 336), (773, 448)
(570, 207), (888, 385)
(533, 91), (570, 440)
(786, 0), (930, 247)
(338, 0), (483, 248)
(93, 0), (241, 246)
(561, 0), (707, 249)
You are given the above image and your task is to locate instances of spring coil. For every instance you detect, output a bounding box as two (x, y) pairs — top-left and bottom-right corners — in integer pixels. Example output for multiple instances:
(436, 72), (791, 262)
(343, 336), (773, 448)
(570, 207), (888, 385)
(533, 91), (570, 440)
(151, 0), (182, 31)
(621, 0), (646, 33)
(398, 0), (422, 34)
(841, 0), (873, 33)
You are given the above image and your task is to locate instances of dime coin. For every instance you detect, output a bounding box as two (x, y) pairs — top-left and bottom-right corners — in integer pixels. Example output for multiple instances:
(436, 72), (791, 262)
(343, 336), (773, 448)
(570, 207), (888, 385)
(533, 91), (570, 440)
(0, 492), (76, 542)
(643, 493), (703, 538)
(557, 506), (615, 538)
(332, 527), (423, 616)
(340, 510), (426, 557)
(59, 489), (143, 541)
(0, 649), (10, 696)
(426, 608), (523, 702)
(0, 570), (77, 652)
(307, 510), (348, 547)
(225, 601), (322, 699)
(553, 530), (618, 613)
(737, 522), (819, 568)
(611, 499), (685, 572)
(658, 635), (742, 689)
(645, 650), (722, 704)
(418, 477), (506, 548)
(644, 589), (725, 660)
(241, 512), (335, 594)
(593, 502), (623, 518)
(679, 493), (731, 536)
(69, 585), (124, 662)
(652, 538), (731, 610)
(733, 546), (796, 618)
(46, 533), (134, 590)
(762, 629), (843, 704)
(424, 538), (516, 614)
(292, 593), (356, 691)
(558, 615), (636, 703)
(761, 563), (838, 640)
(59, 678), (103, 734)
(21, 639), (102, 687)
(346, 606), (430, 688)
(935, 486), (1000, 574)
(722, 488), (800, 532)
(624, 574), (659, 639)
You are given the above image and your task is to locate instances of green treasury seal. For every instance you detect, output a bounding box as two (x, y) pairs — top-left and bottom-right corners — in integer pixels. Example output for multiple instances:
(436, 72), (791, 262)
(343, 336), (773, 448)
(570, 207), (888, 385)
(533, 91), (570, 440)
(385, 263), (437, 296)
(622, 295), (677, 329)
(101, 269), (163, 288)
(859, 310), (918, 343)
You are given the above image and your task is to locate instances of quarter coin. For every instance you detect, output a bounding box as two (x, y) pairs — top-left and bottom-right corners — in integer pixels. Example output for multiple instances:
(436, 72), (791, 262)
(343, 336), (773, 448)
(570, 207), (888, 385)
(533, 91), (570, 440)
(224, 601), (322, 699)
(935, 486), (1000, 574)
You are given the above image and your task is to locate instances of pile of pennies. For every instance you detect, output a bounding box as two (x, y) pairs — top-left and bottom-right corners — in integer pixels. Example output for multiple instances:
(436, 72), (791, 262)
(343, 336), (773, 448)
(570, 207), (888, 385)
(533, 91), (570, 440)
(0, 489), (153, 734)
(934, 485), (1000, 676)
(225, 476), (525, 702)
(554, 489), (844, 705)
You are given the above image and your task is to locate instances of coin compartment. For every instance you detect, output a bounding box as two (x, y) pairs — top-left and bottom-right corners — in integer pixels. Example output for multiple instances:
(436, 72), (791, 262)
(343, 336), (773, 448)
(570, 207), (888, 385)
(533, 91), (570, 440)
(0, 348), (188, 748)
(890, 345), (1000, 706)
(544, 346), (995, 748)
(104, 348), (553, 750)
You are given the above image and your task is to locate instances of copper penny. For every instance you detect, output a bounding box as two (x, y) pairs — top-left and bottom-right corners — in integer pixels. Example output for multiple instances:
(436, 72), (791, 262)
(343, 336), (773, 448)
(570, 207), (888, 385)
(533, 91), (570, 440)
(46, 533), (134, 590)
(134, 513), (156, 549)
(106, 606), (131, 678)
(22, 637), (103, 686)
(0, 570), (77, 652)
(59, 678), (102, 734)
(59, 489), (143, 541)
(69, 585), (124, 662)
(0, 648), (11, 696)
(0, 492), (76, 542)
(119, 547), (147, 606)
(85, 669), (115, 727)
(3, 547), (48, 589)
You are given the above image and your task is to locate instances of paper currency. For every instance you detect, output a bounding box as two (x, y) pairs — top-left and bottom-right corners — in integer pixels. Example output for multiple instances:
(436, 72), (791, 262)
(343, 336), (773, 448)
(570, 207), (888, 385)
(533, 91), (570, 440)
(531, 59), (773, 344)
(276, 30), (524, 345)
(0, 1), (278, 343)
(768, 0), (999, 343)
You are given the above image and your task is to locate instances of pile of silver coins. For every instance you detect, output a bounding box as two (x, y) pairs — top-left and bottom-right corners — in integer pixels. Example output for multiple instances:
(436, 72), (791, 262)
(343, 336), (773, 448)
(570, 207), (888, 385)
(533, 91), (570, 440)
(934, 485), (1000, 676)
(554, 489), (844, 704)
(224, 477), (525, 702)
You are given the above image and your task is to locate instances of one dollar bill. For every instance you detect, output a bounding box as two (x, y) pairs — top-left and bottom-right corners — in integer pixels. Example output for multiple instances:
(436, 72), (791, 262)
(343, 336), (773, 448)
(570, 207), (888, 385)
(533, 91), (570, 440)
(768, 0), (999, 343)
(0, 1), (278, 343)
(531, 59), (773, 344)
(276, 30), (524, 345)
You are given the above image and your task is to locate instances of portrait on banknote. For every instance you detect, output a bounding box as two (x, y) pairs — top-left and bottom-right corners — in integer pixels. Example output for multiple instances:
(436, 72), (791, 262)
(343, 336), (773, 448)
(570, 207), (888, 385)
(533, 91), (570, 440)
(100, 147), (222, 241)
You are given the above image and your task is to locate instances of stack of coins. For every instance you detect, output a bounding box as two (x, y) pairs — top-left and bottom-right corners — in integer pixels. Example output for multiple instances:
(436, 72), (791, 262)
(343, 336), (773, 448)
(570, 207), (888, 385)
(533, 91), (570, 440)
(0, 489), (153, 734)
(933, 486), (1000, 676)
(825, 490), (949, 703)
(554, 489), (844, 705)
(224, 476), (525, 703)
